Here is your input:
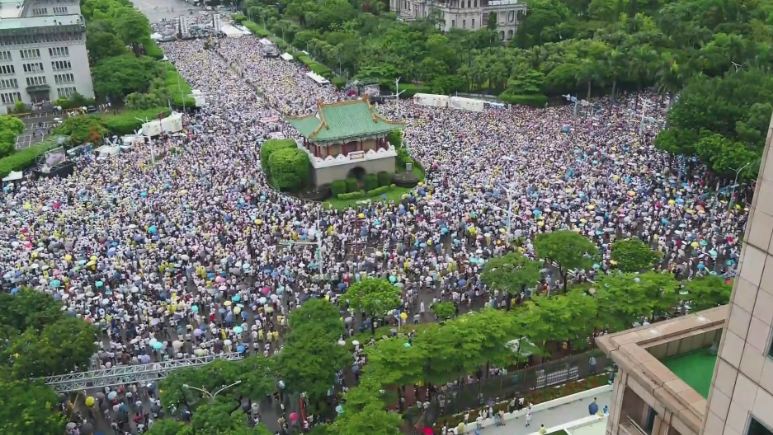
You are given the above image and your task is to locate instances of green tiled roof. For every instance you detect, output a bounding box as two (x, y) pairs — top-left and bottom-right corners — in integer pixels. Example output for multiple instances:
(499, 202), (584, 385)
(288, 99), (402, 144)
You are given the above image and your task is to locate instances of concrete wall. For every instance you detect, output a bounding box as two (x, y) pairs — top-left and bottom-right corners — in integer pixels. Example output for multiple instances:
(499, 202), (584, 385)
(702, 113), (773, 435)
(313, 156), (395, 186)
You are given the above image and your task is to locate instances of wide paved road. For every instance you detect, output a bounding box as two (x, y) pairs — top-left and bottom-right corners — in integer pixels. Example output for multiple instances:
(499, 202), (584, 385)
(130, 0), (200, 23)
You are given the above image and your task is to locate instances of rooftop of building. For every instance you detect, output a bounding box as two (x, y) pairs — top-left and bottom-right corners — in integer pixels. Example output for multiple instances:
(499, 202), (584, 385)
(288, 98), (402, 145)
(0, 13), (83, 30)
(596, 306), (728, 434)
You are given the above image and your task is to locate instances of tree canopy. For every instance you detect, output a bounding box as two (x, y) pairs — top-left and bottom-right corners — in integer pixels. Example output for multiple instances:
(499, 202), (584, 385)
(535, 230), (598, 292)
(611, 238), (660, 272)
(481, 252), (541, 296)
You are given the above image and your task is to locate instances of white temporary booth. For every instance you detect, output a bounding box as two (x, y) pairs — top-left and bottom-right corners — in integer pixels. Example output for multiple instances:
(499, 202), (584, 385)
(413, 93), (449, 108)
(142, 112), (184, 137)
(280, 52), (294, 61)
(448, 96), (485, 112)
(305, 71), (330, 85)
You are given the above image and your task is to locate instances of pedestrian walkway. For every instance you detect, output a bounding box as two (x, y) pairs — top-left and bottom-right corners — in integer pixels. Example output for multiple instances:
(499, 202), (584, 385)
(482, 390), (612, 435)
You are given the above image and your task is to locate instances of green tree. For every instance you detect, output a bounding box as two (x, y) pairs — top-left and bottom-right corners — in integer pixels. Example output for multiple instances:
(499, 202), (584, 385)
(54, 116), (108, 144)
(595, 272), (680, 331)
(342, 278), (401, 333)
(611, 238), (660, 272)
(92, 55), (160, 100)
(327, 403), (402, 435)
(3, 316), (97, 378)
(534, 230), (598, 292)
(481, 252), (541, 303)
(431, 301), (456, 320)
(519, 289), (597, 350)
(278, 299), (348, 410)
(259, 139), (297, 171)
(190, 398), (248, 434)
(116, 11), (152, 54)
(0, 288), (63, 335)
(145, 419), (189, 435)
(267, 147), (311, 192)
(0, 380), (64, 435)
(684, 276), (732, 312)
(86, 29), (128, 64)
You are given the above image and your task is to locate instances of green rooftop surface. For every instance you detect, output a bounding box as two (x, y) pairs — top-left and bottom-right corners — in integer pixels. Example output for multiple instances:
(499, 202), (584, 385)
(288, 99), (402, 144)
(662, 347), (717, 398)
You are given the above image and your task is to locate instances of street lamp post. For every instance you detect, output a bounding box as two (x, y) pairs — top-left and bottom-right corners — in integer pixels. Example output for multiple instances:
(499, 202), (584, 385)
(728, 161), (753, 211)
(182, 380), (242, 401)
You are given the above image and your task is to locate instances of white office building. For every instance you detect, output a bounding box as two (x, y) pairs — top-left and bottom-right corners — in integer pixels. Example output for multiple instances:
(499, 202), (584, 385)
(0, 0), (94, 113)
(389, 0), (527, 42)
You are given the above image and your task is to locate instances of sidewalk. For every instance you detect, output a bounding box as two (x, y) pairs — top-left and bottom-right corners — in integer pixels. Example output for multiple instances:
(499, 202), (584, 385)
(478, 389), (612, 435)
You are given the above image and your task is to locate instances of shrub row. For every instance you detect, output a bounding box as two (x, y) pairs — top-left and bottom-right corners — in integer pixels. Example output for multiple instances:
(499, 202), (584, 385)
(337, 190), (365, 200)
(242, 20), (271, 37)
(335, 184), (397, 200)
(95, 107), (170, 135)
(498, 92), (548, 107)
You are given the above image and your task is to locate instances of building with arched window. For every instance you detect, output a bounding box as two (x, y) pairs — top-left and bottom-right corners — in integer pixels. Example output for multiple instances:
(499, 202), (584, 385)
(389, 0), (526, 42)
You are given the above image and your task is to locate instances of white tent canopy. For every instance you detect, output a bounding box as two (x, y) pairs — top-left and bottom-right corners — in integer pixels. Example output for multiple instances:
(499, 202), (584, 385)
(305, 71), (329, 85)
(2, 170), (22, 182)
(95, 145), (120, 159)
(449, 96), (485, 112)
(258, 38), (273, 46)
(413, 93), (449, 108)
(280, 52), (294, 61)
(142, 112), (184, 137)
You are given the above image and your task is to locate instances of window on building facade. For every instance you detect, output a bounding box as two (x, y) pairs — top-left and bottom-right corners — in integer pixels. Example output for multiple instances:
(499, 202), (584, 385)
(0, 65), (14, 75)
(57, 87), (76, 98)
(462, 19), (466, 28)
(451, 19), (455, 27)
(23, 62), (44, 73)
(20, 48), (40, 59)
(52, 60), (71, 71)
(0, 51), (10, 61)
(32, 7), (48, 15)
(749, 418), (773, 435)
(472, 18), (475, 27)
(0, 78), (18, 89)
(54, 73), (74, 85)
(0, 92), (21, 104)
(53, 6), (68, 14)
(508, 10), (515, 22)
(49, 47), (69, 57)
(768, 327), (773, 358)
(26, 76), (47, 86)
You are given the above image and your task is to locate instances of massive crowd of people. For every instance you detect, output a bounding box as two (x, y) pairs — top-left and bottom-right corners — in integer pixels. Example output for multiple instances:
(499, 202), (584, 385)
(0, 34), (749, 434)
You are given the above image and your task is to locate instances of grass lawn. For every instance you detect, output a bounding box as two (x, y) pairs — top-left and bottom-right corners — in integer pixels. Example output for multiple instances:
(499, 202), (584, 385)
(324, 165), (426, 210)
(161, 63), (196, 108)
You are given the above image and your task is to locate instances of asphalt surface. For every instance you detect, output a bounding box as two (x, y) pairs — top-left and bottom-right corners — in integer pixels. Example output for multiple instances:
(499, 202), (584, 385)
(129, 0), (202, 23)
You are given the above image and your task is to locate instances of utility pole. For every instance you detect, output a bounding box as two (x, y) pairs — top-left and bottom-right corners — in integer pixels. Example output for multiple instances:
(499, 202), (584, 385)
(395, 77), (405, 120)
(183, 380), (242, 401)
(728, 161), (753, 211)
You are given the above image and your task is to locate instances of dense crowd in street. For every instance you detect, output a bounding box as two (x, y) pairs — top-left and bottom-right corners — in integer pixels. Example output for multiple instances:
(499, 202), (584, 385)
(0, 35), (749, 433)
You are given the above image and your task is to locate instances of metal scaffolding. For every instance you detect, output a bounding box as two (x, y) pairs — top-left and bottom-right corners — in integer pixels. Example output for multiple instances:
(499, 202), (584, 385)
(38, 353), (244, 393)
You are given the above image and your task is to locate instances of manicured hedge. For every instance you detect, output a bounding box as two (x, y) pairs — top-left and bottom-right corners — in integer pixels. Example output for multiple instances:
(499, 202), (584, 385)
(95, 107), (170, 135)
(260, 139), (297, 172)
(498, 93), (548, 107)
(345, 177), (359, 192)
(243, 20), (271, 37)
(337, 190), (365, 200)
(162, 64), (196, 108)
(331, 180), (347, 196)
(268, 147), (310, 192)
(0, 140), (58, 177)
(364, 173), (378, 191)
(366, 184), (394, 196)
(377, 171), (392, 186)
